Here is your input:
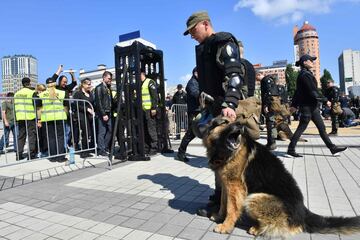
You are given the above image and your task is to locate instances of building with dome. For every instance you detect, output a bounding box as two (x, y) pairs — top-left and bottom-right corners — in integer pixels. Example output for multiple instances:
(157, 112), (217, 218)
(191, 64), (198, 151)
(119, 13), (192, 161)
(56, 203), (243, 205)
(293, 21), (321, 85)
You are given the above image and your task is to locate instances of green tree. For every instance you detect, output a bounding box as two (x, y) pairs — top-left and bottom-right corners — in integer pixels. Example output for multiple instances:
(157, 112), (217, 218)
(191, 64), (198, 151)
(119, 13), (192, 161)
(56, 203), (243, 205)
(285, 64), (298, 97)
(320, 69), (333, 95)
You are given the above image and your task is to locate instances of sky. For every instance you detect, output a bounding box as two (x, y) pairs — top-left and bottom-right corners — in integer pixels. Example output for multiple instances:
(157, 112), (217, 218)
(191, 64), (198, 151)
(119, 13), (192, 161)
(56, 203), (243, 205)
(1, 0), (359, 90)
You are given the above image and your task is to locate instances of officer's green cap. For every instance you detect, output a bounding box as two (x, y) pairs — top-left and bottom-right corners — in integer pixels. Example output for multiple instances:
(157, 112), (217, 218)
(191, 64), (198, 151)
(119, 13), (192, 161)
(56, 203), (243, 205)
(183, 11), (210, 36)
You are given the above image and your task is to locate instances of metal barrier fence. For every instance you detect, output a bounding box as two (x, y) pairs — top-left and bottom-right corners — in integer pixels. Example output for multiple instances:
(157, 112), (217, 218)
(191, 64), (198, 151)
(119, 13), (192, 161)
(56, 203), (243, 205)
(169, 104), (188, 139)
(0, 96), (100, 167)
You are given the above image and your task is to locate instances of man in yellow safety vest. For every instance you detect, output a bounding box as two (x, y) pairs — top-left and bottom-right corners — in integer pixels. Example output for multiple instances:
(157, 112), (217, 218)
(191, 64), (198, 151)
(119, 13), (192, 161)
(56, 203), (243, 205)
(140, 72), (159, 156)
(14, 77), (38, 160)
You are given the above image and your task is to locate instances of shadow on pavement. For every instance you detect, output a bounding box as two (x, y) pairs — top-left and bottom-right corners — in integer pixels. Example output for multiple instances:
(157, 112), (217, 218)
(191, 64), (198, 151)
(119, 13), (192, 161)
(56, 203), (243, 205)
(137, 173), (212, 215)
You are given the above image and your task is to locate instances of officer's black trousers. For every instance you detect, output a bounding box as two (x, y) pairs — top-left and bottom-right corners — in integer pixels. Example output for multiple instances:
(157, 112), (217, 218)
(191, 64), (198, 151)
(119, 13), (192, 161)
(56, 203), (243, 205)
(143, 110), (158, 152)
(17, 120), (37, 159)
(178, 112), (198, 154)
(288, 106), (334, 151)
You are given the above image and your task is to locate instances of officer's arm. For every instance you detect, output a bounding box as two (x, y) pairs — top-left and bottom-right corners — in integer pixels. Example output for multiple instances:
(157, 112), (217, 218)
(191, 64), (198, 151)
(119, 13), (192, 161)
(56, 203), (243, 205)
(217, 41), (244, 109)
(149, 81), (158, 110)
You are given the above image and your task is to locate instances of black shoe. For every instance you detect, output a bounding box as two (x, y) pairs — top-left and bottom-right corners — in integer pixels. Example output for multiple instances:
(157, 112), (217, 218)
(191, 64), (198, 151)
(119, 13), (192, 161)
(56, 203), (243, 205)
(287, 150), (302, 158)
(330, 146), (347, 155)
(80, 152), (92, 158)
(161, 148), (174, 154)
(175, 152), (189, 162)
(147, 149), (158, 156)
(57, 158), (68, 163)
(329, 131), (338, 135)
(97, 151), (108, 157)
(266, 143), (277, 151)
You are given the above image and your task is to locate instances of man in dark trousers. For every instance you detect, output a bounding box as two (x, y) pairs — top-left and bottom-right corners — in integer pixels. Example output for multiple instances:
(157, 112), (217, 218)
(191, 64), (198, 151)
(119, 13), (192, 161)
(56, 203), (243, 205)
(175, 67), (200, 162)
(172, 84), (187, 139)
(184, 11), (247, 216)
(324, 79), (341, 135)
(140, 72), (159, 156)
(287, 54), (347, 157)
(258, 71), (280, 150)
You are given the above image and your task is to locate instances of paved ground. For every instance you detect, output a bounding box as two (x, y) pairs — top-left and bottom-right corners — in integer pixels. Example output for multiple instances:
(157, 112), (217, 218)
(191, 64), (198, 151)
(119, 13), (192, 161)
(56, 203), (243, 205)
(0, 121), (360, 240)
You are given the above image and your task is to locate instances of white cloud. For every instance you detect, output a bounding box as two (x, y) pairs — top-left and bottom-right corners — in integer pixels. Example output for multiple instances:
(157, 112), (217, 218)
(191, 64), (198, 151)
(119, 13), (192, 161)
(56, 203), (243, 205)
(179, 73), (192, 83)
(233, 0), (356, 24)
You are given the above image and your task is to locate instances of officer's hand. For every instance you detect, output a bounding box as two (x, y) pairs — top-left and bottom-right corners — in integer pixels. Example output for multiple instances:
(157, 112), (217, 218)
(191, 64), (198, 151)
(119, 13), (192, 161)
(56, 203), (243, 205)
(327, 101), (331, 107)
(151, 109), (157, 117)
(290, 107), (297, 113)
(222, 107), (236, 121)
(58, 65), (63, 73)
(103, 115), (109, 121)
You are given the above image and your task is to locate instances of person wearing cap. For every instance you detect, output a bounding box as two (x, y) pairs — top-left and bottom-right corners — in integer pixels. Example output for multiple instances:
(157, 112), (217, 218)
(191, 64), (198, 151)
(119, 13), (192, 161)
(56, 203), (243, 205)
(172, 83), (187, 140)
(175, 67), (199, 162)
(140, 72), (159, 156)
(287, 54), (347, 157)
(324, 79), (341, 135)
(184, 11), (246, 216)
(38, 75), (69, 162)
(14, 77), (38, 160)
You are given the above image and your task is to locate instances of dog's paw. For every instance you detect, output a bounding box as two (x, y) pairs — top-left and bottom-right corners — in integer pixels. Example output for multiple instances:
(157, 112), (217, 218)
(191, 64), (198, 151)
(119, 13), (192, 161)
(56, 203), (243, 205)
(213, 223), (233, 234)
(210, 213), (224, 223)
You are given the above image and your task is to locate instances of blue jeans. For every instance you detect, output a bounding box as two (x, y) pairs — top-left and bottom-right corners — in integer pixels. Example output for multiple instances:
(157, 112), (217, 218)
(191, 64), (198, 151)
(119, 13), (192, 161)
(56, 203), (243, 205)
(0, 122), (17, 151)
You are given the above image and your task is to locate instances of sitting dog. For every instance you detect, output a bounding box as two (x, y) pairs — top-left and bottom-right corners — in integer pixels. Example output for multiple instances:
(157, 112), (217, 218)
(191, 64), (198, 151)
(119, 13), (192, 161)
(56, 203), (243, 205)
(203, 117), (360, 238)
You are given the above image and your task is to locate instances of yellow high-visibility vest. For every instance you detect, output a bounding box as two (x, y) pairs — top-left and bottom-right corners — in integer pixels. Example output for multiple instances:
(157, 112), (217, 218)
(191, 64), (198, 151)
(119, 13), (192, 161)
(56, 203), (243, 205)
(39, 89), (67, 122)
(141, 78), (154, 110)
(14, 87), (36, 120)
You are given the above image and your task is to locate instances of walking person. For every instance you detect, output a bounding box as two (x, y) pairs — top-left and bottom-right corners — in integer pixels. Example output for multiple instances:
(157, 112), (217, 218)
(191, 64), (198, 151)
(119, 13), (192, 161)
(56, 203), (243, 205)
(175, 67), (200, 162)
(287, 54), (347, 157)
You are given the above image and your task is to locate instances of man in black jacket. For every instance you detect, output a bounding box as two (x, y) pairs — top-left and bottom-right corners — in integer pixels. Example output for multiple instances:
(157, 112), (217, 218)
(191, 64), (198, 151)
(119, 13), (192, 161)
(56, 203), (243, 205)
(175, 68), (199, 162)
(172, 84), (187, 139)
(184, 11), (246, 215)
(287, 55), (347, 157)
(95, 71), (114, 156)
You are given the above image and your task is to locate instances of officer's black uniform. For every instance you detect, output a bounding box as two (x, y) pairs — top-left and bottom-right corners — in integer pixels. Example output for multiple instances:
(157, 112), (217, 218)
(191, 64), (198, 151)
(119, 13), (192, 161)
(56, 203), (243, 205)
(288, 57), (346, 157)
(324, 85), (340, 134)
(196, 32), (245, 210)
(176, 73), (200, 162)
(143, 79), (159, 155)
(260, 75), (279, 149)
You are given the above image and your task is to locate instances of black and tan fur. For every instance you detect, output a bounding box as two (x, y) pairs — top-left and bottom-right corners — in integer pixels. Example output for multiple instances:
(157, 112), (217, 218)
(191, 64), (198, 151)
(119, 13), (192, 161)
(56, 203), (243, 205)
(203, 117), (360, 238)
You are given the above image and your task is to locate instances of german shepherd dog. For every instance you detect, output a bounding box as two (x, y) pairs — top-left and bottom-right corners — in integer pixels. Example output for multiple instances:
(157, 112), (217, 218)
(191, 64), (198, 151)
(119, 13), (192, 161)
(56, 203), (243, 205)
(203, 117), (360, 239)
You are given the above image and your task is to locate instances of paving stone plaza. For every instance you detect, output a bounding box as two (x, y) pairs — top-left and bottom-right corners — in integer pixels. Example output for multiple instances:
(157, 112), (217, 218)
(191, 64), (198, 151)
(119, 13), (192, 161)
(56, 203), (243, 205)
(0, 122), (359, 240)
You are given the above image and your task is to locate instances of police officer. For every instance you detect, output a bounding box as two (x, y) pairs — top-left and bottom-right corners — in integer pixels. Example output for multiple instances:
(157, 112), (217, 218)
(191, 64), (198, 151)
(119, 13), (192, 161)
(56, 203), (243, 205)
(288, 54), (347, 157)
(14, 77), (38, 160)
(172, 84), (187, 139)
(38, 77), (69, 162)
(175, 67), (200, 162)
(141, 72), (159, 156)
(324, 79), (341, 135)
(184, 11), (246, 214)
(258, 71), (280, 150)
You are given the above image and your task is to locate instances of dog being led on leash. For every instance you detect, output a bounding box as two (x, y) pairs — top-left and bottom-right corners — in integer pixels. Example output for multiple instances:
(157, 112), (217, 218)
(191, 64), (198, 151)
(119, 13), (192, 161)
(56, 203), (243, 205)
(202, 117), (360, 239)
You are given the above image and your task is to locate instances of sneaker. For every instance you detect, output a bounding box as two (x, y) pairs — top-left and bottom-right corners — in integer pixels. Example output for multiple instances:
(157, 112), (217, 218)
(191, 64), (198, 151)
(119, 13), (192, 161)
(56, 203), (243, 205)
(266, 143), (277, 151)
(175, 152), (189, 162)
(287, 150), (302, 158)
(330, 146), (347, 156)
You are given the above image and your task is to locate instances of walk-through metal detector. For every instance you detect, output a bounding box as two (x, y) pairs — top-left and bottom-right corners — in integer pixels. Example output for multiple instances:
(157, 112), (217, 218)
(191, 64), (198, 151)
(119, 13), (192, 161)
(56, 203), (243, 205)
(110, 41), (170, 163)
